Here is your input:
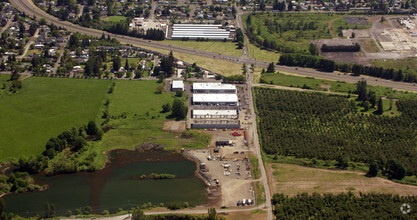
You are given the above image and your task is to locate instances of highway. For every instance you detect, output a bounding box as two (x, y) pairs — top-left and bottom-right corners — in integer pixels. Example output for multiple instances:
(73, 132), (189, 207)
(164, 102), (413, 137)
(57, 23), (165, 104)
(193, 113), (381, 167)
(10, 0), (417, 92)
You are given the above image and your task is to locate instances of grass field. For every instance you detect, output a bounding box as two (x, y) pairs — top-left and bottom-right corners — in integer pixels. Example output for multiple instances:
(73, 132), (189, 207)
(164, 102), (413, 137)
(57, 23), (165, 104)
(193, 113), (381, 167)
(161, 40), (242, 57)
(103, 16), (127, 22)
(331, 16), (372, 37)
(99, 80), (210, 152)
(247, 43), (280, 63)
(244, 13), (335, 53)
(268, 163), (417, 196)
(258, 72), (416, 99)
(360, 39), (380, 53)
(0, 74), (9, 82)
(0, 77), (110, 159)
(372, 57), (417, 77)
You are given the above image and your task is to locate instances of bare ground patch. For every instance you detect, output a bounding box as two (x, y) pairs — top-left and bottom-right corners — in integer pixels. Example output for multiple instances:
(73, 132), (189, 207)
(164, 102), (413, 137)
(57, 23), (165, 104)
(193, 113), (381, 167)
(162, 120), (186, 133)
(268, 163), (417, 197)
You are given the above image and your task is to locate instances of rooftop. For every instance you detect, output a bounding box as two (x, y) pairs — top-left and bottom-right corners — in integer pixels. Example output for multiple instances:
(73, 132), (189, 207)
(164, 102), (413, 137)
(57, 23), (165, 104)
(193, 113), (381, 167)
(193, 109), (237, 116)
(172, 80), (184, 89)
(193, 94), (238, 103)
(193, 83), (236, 91)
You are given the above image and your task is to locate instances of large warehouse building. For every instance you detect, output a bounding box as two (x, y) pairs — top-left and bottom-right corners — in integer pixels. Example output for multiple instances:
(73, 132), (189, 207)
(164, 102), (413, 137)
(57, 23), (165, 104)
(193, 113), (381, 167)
(170, 24), (233, 41)
(192, 109), (238, 119)
(193, 94), (238, 105)
(193, 83), (236, 93)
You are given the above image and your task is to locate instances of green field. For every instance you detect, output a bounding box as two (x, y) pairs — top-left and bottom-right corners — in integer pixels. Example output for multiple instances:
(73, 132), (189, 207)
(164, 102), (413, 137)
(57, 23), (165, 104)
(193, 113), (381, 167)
(161, 40), (242, 57)
(99, 80), (210, 152)
(104, 16), (127, 22)
(259, 72), (415, 99)
(0, 74), (10, 82)
(372, 57), (417, 77)
(0, 77), (110, 159)
(244, 13), (335, 54)
(247, 42), (280, 63)
(331, 16), (372, 37)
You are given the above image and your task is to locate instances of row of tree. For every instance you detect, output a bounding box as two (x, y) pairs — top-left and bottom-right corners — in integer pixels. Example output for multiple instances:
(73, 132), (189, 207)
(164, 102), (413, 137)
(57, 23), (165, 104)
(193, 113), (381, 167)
(273, 192), (417, 219)
(321, 43), (361, 52)
(278, 53), (417, 82)
(254, 87), (417, 178)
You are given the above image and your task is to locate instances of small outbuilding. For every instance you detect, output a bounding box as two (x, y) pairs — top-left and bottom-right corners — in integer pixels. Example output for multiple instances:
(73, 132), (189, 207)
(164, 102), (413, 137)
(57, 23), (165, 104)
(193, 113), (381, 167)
(172, 80), (184, 92)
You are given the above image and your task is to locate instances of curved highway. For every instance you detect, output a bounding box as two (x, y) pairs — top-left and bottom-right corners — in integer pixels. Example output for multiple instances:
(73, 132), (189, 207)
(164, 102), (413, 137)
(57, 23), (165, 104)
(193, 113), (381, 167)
(11, 0), (417, 92)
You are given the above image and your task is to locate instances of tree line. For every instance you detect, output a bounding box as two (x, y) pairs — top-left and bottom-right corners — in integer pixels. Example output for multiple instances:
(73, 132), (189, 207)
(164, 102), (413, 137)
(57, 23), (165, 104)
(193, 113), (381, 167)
(273, 192), (417, 219)
(254, 87), (417, 179)
(278, 53), (417, 82)
(321, 43), (361, 52)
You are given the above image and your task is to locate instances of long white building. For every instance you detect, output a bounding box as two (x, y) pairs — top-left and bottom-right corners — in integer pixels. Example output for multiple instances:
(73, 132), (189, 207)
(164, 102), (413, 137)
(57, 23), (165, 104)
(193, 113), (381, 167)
(192, 110), (238, 119)
(193, 94), (238, 105)
(193, 83), (236, 93)
(171, 24), (232, 41)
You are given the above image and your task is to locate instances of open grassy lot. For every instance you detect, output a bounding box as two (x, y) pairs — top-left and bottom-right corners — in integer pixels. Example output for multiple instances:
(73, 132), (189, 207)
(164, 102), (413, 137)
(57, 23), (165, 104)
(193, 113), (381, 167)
(247, 42), (280, 63)
(372, 57), (417, 77)
(360, 39), (380, 52)
(0, 74), (9, 82)
(244, 13), (336, 53)
(103, 16), (127, 22)
(268, 163), (417, 196)
(331, 16), (372, 37)
(259, 72), (416, 99)
(134, 44), (241, 76)
(161, 40), (242, 57)
(99, 80), (210, 152)
(0, 77), (110, 159)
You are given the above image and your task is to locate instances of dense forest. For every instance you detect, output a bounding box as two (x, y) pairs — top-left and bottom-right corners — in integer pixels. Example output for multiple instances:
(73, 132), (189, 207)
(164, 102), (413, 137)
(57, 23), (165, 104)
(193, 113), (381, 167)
(273, 193), (417, 219)
(254, 87), (417, 178)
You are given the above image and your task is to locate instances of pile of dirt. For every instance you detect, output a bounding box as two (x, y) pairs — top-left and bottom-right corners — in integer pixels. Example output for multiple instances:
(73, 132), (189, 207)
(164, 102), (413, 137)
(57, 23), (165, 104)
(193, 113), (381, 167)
(135, 143), (165, 151)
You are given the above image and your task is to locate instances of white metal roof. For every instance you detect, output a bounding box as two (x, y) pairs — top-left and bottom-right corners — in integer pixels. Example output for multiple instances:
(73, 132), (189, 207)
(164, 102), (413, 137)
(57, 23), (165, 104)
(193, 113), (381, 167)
(193, 109), (237, 116)
(172, 80), (184, 89)
(193, 83), (236, 91)
(193, 94), (238, 103)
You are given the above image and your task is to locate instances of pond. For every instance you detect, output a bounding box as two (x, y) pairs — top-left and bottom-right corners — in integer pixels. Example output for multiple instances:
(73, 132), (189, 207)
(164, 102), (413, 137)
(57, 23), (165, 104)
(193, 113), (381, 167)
(3, 150), (207, 216)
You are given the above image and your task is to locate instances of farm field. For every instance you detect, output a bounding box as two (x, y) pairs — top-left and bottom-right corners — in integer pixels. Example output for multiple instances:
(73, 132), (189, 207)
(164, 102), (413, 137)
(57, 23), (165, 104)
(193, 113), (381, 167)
(161, 40), (242, 57)
(254, 88), (417, 181)
(268, 163), (417, 196)
(99, 80), (210, 152)
(0, 77), (110, 159)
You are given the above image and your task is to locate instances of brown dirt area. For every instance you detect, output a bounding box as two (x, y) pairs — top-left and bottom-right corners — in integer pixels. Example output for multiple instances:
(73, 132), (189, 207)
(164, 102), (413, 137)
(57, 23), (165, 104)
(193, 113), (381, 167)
(267, 163), (417, 197)
(222, 210), (267, 220)
(162, 120), (186, 132)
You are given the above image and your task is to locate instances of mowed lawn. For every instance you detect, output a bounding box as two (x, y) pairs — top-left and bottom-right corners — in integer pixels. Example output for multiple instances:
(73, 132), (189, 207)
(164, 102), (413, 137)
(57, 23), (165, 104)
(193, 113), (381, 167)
(100, 80), (210, 152)
(0, 77), (110, 159)
(268, 163), (417, 196)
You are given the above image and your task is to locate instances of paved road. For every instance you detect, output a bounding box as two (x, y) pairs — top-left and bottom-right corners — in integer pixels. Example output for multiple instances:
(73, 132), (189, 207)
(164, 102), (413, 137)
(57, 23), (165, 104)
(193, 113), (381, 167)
(236, 9), (273, 220)
(11, 0), (417, 92)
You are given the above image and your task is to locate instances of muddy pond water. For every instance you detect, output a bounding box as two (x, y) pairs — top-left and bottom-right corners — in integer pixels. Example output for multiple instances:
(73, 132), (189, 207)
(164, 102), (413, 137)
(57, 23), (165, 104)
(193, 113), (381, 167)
(3, 150), (207, 216)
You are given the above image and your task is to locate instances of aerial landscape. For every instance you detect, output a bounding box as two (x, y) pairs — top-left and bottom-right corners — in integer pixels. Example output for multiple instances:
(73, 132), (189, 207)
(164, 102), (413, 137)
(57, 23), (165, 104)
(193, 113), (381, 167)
(0, 0), (417, 219)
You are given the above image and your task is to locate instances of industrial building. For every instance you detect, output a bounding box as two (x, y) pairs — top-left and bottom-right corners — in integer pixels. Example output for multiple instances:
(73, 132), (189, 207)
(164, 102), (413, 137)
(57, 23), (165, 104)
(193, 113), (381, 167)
(192, 94), (238, 105)
(192, 109), (238, 119)
(170, 24), (233, 41)
(171, 80), (184, 92)
(193, 83), (236, 93)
